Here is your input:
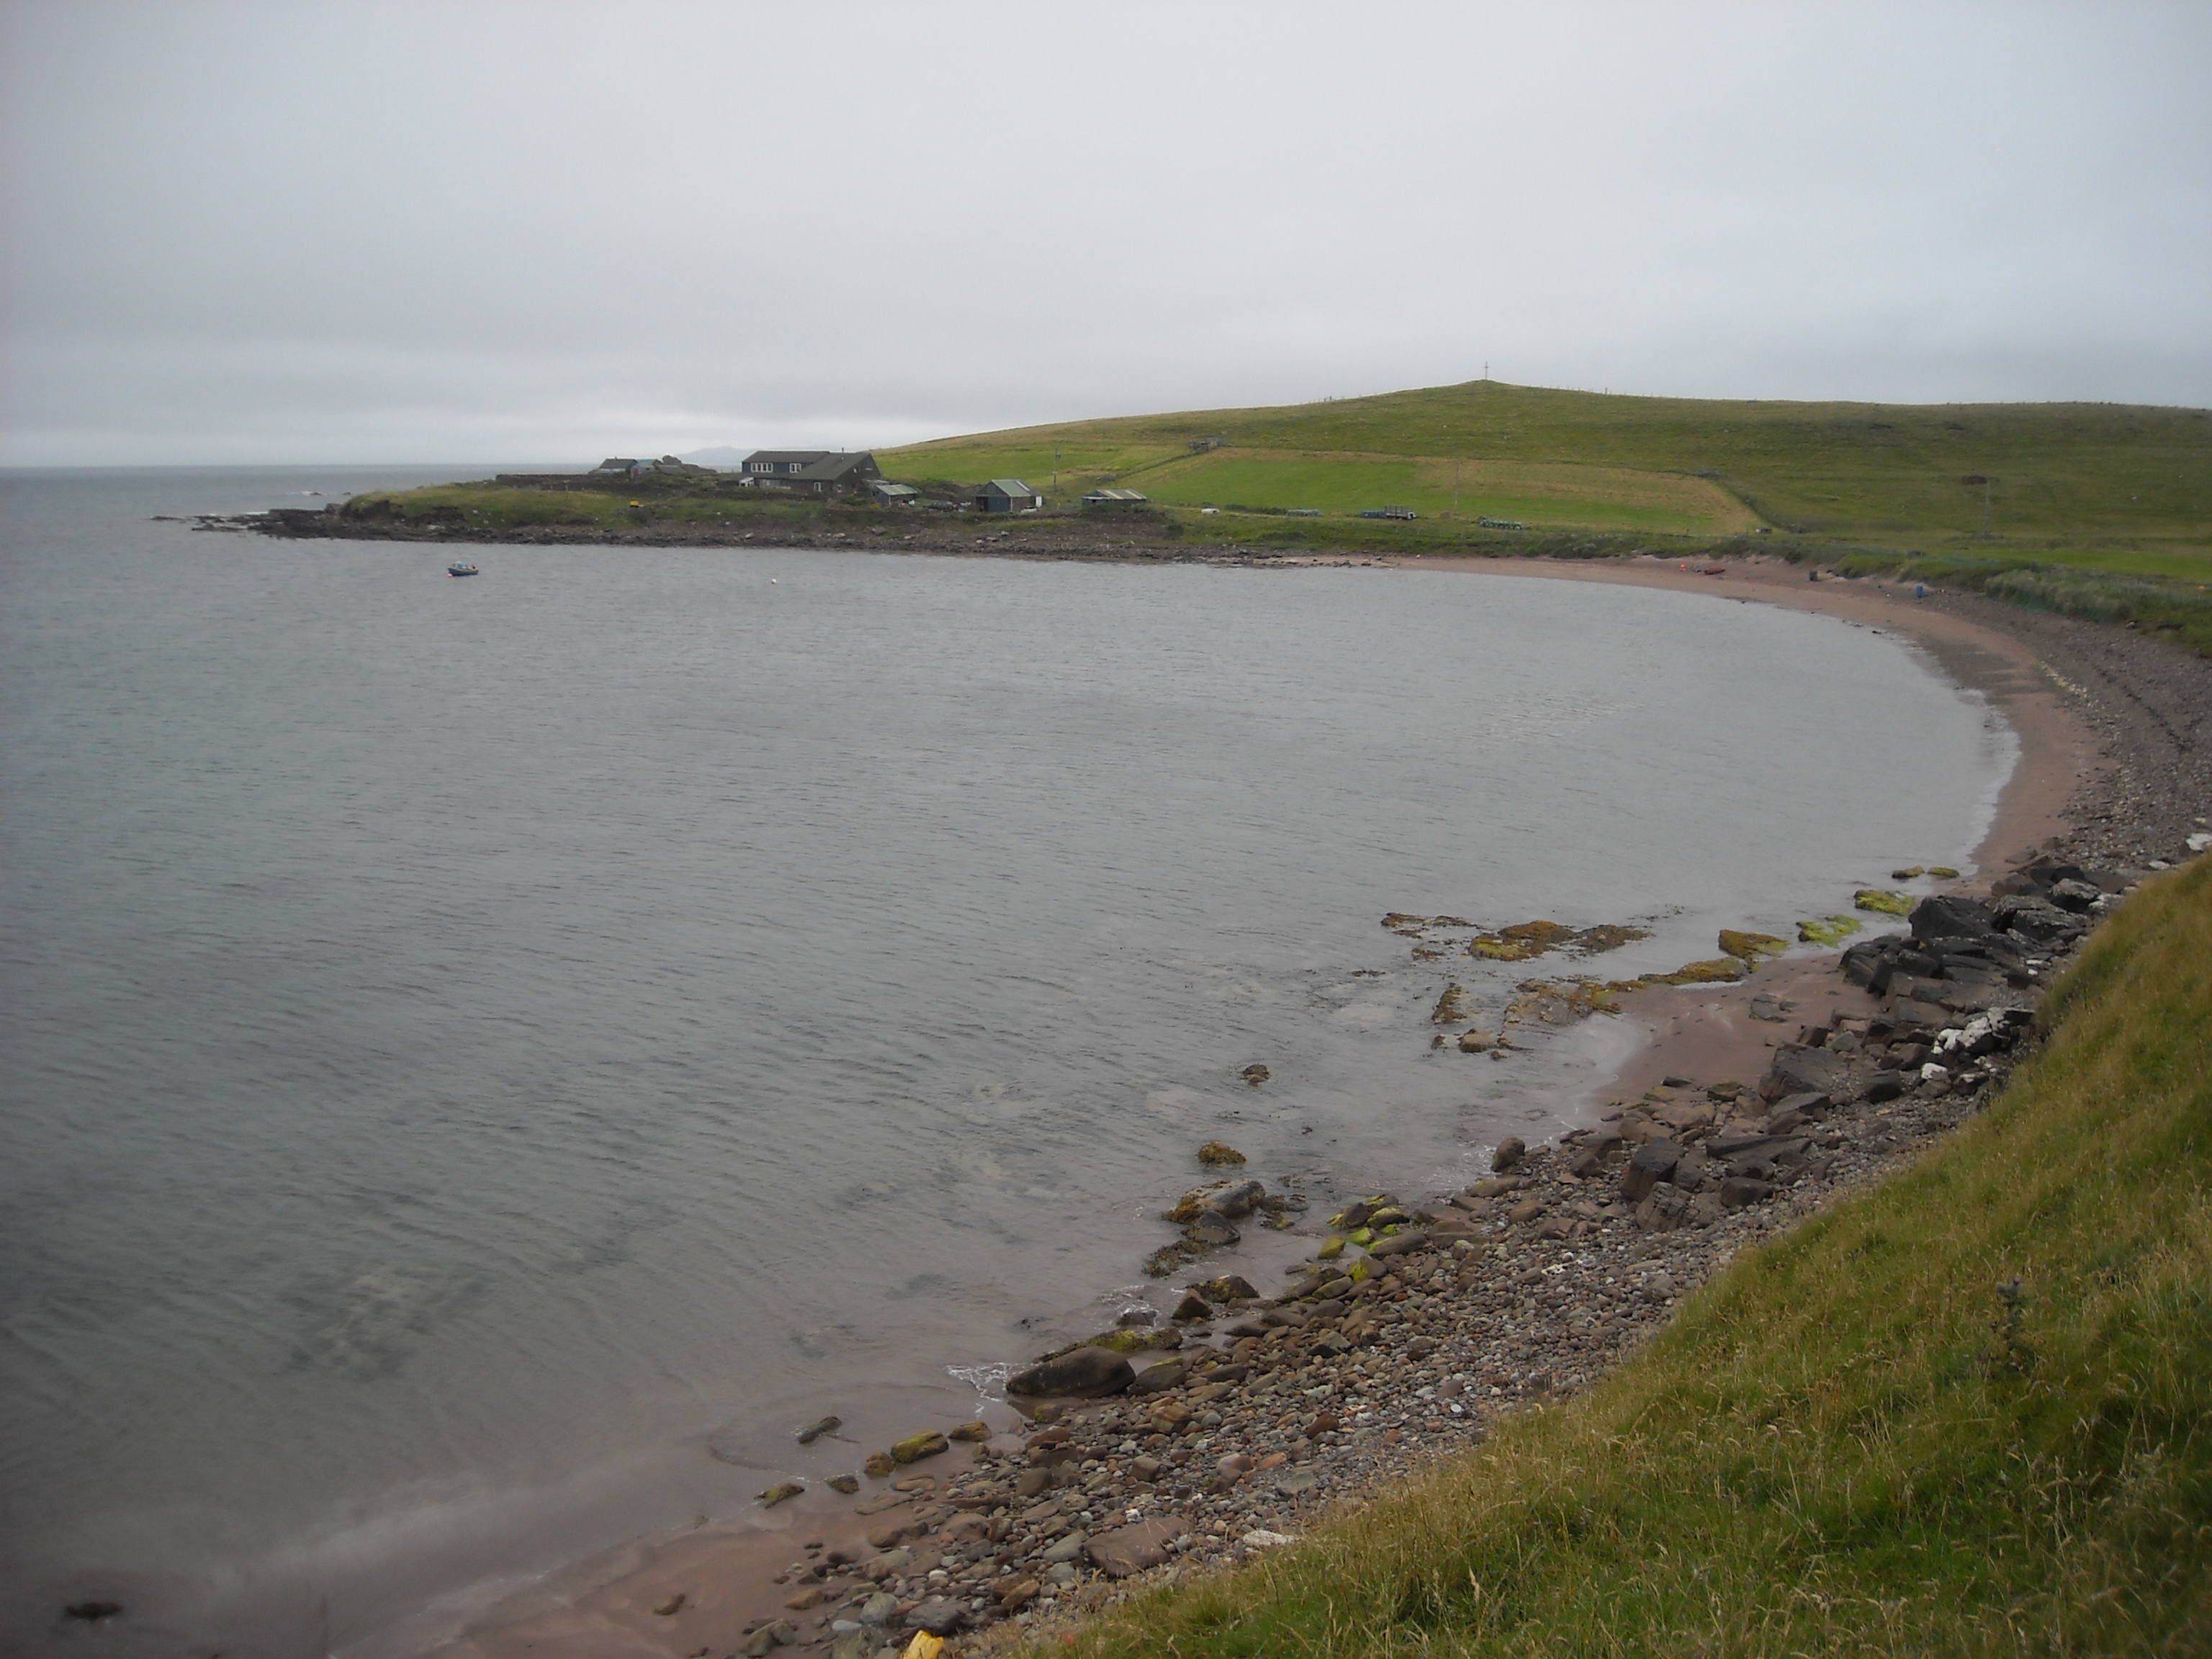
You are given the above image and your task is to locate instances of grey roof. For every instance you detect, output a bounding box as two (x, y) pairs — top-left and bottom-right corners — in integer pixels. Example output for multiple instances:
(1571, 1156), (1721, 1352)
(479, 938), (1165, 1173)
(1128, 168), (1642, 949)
(791, 451), (876, 482)
(980, 478), (1039, 497)
(1082, 487), (1148, 502)
(742, 449), (835, 468)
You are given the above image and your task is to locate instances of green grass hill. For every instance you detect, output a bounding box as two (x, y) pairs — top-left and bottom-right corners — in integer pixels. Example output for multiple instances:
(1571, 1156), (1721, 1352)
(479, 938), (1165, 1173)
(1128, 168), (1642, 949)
(882, 379), (2212, 576)
(336, 378), (2212, 649)
(1053, 858), (2212, 1658)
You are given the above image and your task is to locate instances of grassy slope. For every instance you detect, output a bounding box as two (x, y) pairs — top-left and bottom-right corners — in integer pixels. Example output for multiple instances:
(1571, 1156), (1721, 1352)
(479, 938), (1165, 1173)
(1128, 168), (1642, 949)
(884, 380), (2212, 559)
(1063, 859), (2212, 1658)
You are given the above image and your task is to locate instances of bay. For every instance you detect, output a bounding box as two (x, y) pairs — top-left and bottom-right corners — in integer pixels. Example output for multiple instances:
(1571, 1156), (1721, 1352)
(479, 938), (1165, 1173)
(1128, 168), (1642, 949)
(0, 470), (2012, 1654)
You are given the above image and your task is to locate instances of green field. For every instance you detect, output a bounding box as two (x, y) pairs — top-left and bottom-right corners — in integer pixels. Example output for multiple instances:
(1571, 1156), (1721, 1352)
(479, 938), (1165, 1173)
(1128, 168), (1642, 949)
(1056, 859), (2212, 1658)
(1102, 452), (1750, 535)
(884, 379), (2212, 561)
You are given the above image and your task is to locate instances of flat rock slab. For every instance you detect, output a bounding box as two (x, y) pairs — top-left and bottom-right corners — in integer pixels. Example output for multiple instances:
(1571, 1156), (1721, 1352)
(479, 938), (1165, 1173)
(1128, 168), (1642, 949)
(1085, 1516), (1181, 1578)
(1763, 1045), (1850, 1101)
(1890, 997), (1953, 1029)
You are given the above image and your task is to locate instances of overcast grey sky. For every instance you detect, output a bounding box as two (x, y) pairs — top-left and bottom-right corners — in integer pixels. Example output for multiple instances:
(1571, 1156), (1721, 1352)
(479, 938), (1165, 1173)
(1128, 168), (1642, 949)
(3, 1), (2208, 465)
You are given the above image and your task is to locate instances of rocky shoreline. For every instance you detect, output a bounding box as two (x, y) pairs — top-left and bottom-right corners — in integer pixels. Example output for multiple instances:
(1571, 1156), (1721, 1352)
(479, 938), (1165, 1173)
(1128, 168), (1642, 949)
(192, 507), (1398, 567)
(378, 548), (2211, 1659)
(430, 890), (2205, 1658)
(661, 858), (2121, 1659)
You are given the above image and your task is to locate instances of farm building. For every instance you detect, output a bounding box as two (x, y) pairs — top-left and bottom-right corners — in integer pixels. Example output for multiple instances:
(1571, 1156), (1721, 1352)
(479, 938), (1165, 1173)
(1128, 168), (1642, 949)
(498, 456), (713, 487)
(575, 456), (715, 480)
(740, 451), (883, 495)
(974, 479), (1043, 513)
(868, 481), (921, 506)
(1081, 488), (1149, 510)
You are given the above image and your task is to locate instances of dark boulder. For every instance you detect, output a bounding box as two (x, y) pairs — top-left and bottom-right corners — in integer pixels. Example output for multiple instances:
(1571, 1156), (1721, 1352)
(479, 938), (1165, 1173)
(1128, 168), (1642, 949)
(1840, 939), (1894, 986)
(1621, 1139), (1683, 1201)
(908, 1599), (968, 1637)
(1719, 1136), (1810, 1179)
(1762, 1044), (1850, 1102)
(1889, 974), (1945, 1007)
(1863, 1070), (1907, 1103)
(1127, 1357), (1190, 1396)
(1193, 1273), (1258, 1302)
(1008, 1347), (1136, 1398)
(1492, 1136), (1527, 1172)
(2048, 878), (2102, 913)
(1891, 997), (1952, 1029)
(1993, 896), (2085, 948)
(1635, 1184), (1693, 1231)
(1909, 894), (1999, 944)
(1708, 1123), (1777, 1158)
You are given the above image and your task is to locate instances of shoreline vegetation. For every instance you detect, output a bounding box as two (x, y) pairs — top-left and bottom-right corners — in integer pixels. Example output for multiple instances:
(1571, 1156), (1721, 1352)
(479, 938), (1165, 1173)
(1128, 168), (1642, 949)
(201, 380), (2212, 1655)
(227, 378), (2212, 657)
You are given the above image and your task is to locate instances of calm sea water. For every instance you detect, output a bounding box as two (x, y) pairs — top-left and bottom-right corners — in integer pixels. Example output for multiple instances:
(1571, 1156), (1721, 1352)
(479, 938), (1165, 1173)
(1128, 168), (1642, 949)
(0, 470), (2013, 1656)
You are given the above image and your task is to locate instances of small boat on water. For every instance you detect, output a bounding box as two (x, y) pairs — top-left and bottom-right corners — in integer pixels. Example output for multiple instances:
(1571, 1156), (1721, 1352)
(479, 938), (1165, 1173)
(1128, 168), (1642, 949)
(447, 562), (480, 577)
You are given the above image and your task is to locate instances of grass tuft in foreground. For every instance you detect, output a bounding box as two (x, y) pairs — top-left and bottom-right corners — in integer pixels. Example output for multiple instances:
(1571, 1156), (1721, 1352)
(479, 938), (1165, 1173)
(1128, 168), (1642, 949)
(1056, 859), (2212, 1657)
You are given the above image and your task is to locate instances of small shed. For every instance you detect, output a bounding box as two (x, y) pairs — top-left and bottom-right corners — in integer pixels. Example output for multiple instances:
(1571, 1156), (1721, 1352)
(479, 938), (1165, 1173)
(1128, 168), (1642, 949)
(974, 478), (1043, 513)
(1082, 488), (1149, 510)
(869, 481), (921, 506)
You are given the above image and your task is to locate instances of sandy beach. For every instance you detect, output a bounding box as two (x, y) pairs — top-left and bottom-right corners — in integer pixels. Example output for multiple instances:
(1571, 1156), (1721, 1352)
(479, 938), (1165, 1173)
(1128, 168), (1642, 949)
(394, 551), (2210, 1659)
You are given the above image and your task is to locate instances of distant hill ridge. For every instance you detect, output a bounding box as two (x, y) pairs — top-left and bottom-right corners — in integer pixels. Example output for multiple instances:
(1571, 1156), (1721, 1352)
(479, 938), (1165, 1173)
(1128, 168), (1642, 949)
(875, 379), (2211, 552)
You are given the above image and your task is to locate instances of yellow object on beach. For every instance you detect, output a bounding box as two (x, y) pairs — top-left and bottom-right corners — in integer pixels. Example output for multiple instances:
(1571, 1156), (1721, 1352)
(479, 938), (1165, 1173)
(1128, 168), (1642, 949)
(902, 1634), (943, 1659)
(1798, 914), (1863, 946)
(1717, 928), (1788, 962)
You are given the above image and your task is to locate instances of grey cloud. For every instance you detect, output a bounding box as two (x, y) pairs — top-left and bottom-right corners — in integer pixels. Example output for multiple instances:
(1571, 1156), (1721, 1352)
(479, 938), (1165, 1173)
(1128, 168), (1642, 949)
(4, 0), (2208, 464)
